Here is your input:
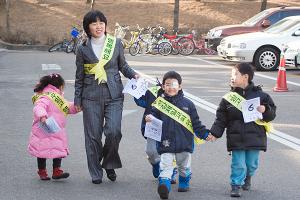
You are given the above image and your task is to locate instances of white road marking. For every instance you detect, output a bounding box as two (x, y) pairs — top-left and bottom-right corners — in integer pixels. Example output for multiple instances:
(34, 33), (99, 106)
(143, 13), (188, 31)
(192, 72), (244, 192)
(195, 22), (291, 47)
(186, 56), (300, 87)
(42, 64), (62, 70)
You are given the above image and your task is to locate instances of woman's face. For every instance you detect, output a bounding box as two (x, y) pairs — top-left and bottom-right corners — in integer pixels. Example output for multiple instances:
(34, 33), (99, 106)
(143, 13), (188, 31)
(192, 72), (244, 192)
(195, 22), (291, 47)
(230, 68), (248, 88)
(89, 18), (106, 38)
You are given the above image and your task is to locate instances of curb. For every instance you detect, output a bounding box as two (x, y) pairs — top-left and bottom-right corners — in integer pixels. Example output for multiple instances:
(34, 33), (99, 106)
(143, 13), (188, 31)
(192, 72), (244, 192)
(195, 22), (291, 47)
(0, 39), (49, 51)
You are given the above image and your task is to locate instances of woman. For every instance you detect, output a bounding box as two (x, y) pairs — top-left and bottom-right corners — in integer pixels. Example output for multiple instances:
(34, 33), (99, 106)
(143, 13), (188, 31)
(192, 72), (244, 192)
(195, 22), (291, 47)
(74, 10), (138, 184)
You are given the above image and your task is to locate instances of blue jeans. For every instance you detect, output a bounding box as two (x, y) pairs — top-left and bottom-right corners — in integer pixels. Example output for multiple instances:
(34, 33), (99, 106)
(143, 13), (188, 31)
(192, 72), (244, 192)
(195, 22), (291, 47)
(231, 150), (259, 186)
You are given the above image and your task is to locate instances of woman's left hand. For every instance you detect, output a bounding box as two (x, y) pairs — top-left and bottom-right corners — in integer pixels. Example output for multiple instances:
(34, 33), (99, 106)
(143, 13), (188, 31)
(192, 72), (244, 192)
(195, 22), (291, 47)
(134, 74), (140, 79)
(257, 105), (266, 113)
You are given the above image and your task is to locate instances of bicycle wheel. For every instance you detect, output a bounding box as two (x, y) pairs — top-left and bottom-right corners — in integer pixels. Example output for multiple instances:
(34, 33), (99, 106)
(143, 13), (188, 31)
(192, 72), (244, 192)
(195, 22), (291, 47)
(178, 37), (195, 56)
(66, 39), (75, 53)
(48, 42), (65, 52)
(204, 48), (217, 55)
(171, 46), (179, 55)
(129, 43), (140, 56)
(171, 41), (179, 55)
(73, 38), (84, 55)
(158, 42), (172, 56)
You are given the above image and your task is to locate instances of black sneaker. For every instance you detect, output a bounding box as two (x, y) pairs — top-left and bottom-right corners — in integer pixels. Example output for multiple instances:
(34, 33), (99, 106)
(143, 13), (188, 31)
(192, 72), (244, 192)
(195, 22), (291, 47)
(105, 169), (117, 181)
(230, 185), (241, 197)
(242, 176), (251, 191)
(92, 179), (102, 184)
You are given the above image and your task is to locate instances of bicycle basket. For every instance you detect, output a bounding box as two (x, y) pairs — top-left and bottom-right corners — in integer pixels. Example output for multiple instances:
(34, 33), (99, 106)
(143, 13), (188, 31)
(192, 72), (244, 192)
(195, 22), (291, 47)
(71, 27), (80, 37)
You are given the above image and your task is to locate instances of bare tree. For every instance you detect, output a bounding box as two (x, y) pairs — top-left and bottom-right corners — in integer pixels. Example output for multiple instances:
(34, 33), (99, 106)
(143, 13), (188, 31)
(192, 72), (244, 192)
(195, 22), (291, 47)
(173, 0), (179, 33)
(86, 0), (95, 10)
(5, 0), (10, 34)
(260, 0), (267, 11)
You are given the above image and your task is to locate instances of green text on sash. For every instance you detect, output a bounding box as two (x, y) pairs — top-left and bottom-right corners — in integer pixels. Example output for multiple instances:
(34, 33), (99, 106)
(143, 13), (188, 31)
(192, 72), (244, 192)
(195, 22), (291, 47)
(32, 92), (69, 116)
(152, 97), (205, 144)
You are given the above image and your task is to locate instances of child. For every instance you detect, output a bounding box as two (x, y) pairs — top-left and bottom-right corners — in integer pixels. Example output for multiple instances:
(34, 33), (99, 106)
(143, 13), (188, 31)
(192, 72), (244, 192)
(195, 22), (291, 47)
(208, 63), (276, 197)
(28, 74), (78, 180)
(134, 81), (178, 183)
(145, 71), (209, 199)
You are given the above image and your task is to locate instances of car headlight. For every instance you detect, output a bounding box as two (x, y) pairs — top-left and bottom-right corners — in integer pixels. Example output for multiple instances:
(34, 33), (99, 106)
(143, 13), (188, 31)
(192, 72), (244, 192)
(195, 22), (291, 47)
(285, 48), (297, 54)
(229, 43), (247, 49)
(213, 30), (222, 37)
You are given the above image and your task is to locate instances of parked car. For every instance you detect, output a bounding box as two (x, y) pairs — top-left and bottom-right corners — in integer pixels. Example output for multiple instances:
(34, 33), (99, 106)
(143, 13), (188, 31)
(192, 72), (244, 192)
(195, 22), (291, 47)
(283, 40), (300, 67)
(217, 16), (300, 71)
(205, 7), (300, 50)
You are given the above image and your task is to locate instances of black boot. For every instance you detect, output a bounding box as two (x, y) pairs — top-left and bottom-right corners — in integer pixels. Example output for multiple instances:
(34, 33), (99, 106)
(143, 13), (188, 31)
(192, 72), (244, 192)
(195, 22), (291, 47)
(230, 185), (241, 197)
(105, 169), (117, 181)
(242, 176), (251, 190)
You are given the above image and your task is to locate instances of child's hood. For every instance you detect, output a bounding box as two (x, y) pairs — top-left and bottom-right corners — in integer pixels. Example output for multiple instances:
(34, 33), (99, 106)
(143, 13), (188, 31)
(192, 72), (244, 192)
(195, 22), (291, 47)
(42, 84), (62, 95)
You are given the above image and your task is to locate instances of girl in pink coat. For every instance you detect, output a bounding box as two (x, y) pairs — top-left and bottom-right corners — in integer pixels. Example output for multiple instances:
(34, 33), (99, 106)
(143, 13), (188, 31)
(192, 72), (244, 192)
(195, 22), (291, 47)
(28, 74), (78, 180)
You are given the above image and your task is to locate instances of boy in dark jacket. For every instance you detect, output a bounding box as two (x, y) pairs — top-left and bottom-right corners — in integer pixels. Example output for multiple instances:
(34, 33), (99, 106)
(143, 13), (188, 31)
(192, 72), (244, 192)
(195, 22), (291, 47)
(145, 71), (209, 199)
(134, 83), (178, 183)
(209, 63), (276, 197)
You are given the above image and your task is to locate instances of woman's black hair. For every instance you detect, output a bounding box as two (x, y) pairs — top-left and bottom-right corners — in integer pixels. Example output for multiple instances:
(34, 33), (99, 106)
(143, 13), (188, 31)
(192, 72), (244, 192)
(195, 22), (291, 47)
(83, 10), (107, 38)
(162, 71), (182, 85)
(34, 73), (65, 93)
(234, 63), (254, 83)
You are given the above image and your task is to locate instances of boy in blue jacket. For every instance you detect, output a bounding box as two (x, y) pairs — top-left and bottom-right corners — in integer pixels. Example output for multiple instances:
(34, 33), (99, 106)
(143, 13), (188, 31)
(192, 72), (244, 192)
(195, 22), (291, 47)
(145, 71), (209, 199)
(134, 81), (177, 183)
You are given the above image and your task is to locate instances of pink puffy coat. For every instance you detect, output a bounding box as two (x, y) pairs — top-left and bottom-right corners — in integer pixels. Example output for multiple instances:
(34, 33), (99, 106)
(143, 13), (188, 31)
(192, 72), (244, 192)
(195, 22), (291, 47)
(28, 84), (77, 159)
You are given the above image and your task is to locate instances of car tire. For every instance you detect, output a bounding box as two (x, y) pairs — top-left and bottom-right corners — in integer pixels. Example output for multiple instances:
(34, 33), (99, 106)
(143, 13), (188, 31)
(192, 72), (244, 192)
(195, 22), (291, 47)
(254, 47), (280, 71)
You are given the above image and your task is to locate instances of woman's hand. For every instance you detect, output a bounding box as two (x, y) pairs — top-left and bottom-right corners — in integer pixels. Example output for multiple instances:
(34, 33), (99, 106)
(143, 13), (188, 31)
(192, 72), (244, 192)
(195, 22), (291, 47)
(257, 105), (266, 113)
(75, 105), (82, 112)
(134, 73), (140, 79)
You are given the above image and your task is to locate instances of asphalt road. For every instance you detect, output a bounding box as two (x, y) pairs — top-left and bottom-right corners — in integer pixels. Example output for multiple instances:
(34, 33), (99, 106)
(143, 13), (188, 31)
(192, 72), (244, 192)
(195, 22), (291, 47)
(0, 50), (299, 200)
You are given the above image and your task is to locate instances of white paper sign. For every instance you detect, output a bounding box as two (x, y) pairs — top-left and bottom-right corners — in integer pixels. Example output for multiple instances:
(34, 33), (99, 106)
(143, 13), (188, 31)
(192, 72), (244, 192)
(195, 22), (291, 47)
(39, 117), (61, 134)
(122, 78), (148, 99)
(241, 97), (263, 123)
(144, 116), (163, 142)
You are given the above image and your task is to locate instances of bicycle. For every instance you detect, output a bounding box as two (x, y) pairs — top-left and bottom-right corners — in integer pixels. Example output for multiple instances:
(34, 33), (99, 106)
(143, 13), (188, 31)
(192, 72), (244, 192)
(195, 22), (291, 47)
(191, 31), (217, 55)
(48, 27), (86, 54)
(114, 23), (139, 49)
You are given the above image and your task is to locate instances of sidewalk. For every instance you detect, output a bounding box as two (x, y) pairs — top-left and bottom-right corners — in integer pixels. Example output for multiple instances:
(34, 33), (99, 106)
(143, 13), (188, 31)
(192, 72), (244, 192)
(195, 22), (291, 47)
(0, 39), (49, 51)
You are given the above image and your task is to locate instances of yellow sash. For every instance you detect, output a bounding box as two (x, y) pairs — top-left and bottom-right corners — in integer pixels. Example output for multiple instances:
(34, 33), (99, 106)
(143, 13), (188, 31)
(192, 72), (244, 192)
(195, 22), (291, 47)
(152, 97), (205, 144)
(223, 92), (273, 133)
(84, 34), (116, 84)
(148, 86), (160, 97)
(32, 92), (69, 116)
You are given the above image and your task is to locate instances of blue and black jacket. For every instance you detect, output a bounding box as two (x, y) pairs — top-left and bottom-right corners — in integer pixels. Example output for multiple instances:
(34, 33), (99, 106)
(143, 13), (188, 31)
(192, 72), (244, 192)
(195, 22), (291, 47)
(151, 90), (209, 154)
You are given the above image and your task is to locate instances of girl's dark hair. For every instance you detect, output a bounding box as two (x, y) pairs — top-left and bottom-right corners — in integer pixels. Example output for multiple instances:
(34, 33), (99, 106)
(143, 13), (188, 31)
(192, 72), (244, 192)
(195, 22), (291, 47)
(234, 63), (254, 83)
(34, 73), (65, 93)
(83, 10), (107, 38)
(162, 71), (182, 85)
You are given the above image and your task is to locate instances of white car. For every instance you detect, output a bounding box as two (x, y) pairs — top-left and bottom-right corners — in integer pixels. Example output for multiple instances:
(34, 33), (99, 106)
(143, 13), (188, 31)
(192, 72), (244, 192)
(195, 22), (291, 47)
(217, 16), (300, 71)
(284, 40), (300, 67)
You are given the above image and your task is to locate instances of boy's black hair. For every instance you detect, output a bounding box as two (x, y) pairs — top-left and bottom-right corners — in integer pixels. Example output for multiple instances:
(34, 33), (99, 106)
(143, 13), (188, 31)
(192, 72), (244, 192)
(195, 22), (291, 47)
(234, 63), (254, 83)
(83, 10), (107, 38)
(162, 71), (182, 85)
(34, 73), (65, 93)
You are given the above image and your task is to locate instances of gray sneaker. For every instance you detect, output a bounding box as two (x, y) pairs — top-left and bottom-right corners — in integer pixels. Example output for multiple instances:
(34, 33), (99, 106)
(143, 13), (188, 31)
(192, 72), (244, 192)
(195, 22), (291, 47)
(230, 185), (241, 197)
(242, 176), (251, 191)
